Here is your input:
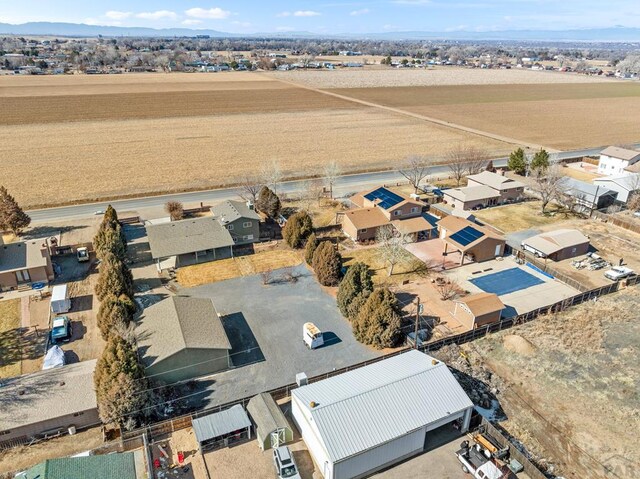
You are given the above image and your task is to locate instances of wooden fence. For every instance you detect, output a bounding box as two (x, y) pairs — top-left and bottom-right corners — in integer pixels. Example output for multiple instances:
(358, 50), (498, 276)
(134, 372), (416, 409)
(592, 210), (640, 234)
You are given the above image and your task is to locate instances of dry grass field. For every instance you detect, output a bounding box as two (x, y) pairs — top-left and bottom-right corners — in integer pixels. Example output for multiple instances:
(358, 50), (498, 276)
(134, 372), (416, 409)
(0, 72), (510, 207)
(472, 201), (569, 233)
(0, 299), (22, 379)
(330, 83), (640, 150)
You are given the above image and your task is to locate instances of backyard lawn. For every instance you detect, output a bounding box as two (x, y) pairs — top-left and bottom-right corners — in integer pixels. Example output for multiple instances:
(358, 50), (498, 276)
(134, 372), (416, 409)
(341, 246), (429, 286)
(177, 249), (303, 287)
(0, 299), (22, 378)
(473, 201), (568, 233)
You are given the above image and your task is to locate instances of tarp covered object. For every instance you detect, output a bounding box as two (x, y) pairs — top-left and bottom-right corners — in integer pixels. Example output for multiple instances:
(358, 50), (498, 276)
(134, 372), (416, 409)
(43, 345), (66, 370)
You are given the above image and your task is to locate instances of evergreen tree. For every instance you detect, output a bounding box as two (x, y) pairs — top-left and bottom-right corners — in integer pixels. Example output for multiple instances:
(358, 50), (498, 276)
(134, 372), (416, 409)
(312, 241), (342, 286)
(507, 148), (527, 176)
(282, 211), (313, 248)
(352, 288), (402, 349)
(304, 233), (319, 265)
(94, 335), (149, 427)
(255, 186), (281, 218)
(95, 224), (126, 261)
(530, 148), (550, 173)
(95, 253), (134, 301)
(336, 262), (373, 319)
(97, 294), (135, 340)
(0, 186), (31, 235)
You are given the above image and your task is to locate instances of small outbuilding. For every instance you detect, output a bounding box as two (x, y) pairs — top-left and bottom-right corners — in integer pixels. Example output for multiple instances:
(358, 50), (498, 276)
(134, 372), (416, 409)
(452, 292), (505, 330)
(292, 350), (473, 479)
(247, 393), (293, 451)
(522, 229), (590, 261)
(192, 404), (252, 453)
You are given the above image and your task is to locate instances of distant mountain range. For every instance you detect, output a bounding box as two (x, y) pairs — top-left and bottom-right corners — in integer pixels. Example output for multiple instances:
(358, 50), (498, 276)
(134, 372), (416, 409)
(1, 22), (639, 42)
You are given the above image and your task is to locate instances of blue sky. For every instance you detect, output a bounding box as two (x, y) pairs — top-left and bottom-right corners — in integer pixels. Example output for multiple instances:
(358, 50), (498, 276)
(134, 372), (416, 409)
(1, 1), (639, 33)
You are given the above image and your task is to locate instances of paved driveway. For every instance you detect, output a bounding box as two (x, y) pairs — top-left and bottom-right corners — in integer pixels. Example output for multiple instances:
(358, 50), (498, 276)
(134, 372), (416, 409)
(180, 265), (381, 408)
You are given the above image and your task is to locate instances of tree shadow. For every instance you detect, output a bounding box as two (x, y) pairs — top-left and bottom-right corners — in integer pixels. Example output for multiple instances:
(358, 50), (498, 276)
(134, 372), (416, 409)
(0, 327), (46, 371)
(22, 224), (87, 241)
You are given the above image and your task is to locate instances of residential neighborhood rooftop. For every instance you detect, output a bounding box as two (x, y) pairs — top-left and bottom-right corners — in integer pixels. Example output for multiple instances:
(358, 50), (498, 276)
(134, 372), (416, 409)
(438, 216), (501, 249)
(146, 217), (234, 259)
(467, 170), (525, 191)
(455, 292), (505, 317)
(210, 199), (260, 224)
(136, 296), (231, 370)
(16, 451), (144, 479)
(343, 207), (390, 230)
(522, 229), (590, 256)
(0, 360), (98, 432)
(600, 146), (640, 162)
(444, 185), (501, 203)
(0, 239), (49, 274)
(292, 350), (473, 462)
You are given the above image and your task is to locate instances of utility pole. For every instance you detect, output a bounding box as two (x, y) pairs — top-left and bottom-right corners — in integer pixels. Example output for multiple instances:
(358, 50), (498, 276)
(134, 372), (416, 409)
(414, 297), (421, 350)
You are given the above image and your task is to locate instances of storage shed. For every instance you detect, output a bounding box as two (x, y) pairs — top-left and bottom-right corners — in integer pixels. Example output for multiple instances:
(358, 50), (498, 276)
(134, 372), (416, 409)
(192, 405), (252, 453)
(292, 350), (474, 479)
(247, 393), (293, 451)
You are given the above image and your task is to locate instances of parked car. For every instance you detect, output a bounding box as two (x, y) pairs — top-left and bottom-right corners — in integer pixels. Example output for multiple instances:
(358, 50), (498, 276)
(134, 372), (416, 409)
(273, 446), (301, 479)
(50, 316), (72, 344)
(604, 266), (634, 281)
(76, 246), (89, 262)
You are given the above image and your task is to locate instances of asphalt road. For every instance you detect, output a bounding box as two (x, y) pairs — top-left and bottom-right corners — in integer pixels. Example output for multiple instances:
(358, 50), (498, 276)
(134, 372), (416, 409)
(26, 144), (638, 223)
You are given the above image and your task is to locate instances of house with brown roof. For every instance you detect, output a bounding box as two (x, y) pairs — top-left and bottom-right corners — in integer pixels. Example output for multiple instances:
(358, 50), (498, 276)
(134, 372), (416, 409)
(598, 146), (640, 175)
(135, 296), (232, 383)
(522, 229), (589, 261)
(452, 293), (505, 330)
(342, 187), (436, 242)
(443, 171), (525, 210)
(0, 237), (54, 292)
(438, 216), (505, 265)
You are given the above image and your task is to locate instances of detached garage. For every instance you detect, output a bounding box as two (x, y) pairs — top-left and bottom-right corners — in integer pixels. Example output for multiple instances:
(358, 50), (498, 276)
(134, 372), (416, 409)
(291, 350), (474, 479)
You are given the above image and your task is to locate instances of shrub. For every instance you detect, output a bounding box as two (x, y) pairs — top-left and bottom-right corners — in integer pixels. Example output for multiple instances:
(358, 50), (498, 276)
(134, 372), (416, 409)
(282, 211), (313, 248)
(165, 201), (184, 221)
(336, 262), (373, 319)
(352, 288), (402, 349)
(304, 233), (319, 265)
(256, 186), (281, 218)
(312, 241), (342, 286)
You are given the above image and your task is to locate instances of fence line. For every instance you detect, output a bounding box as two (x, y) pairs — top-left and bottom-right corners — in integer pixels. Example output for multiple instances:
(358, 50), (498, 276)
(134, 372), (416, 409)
(591, 210), (640, 234)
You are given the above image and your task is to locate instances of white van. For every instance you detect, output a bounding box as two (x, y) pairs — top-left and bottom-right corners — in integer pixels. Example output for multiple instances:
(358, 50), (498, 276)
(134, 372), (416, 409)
(303, 322), (324, 350)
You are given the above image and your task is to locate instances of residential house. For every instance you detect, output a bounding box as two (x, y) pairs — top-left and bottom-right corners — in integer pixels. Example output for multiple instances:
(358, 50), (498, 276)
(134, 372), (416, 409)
(146, 217), (235, 272)
(562, 178), (618, 213)
(443, 171), (525, 210)
(428, 203), (476, 222)
(16, 451), (146, 479)
(291, 350), (473, 479)
(0, 360), (98, 445)
(452, 292), (505, 330)
(136, 296), (232, 383)
(342, 187), (432, 242)
(593, 174), (640, 203)
(522, 229), (590, 261)
(438, 216), (505, 265)
(211, 200), (261, 245)
(597, 146), (640, 175)
(0, 237), (55, 291)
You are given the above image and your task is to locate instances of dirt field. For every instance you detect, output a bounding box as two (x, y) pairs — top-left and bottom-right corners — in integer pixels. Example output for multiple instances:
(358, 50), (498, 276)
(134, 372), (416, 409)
(453, 288), (640, 478)
(268, 67), (611, 88)
(329, 83), (640, 150)
(472, 201), (570, 233)
(341, 245), (430, 287)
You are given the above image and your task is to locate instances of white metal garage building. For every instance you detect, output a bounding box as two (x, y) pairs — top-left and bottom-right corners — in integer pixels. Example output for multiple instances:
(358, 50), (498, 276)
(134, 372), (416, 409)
(291, 350), (474, 479)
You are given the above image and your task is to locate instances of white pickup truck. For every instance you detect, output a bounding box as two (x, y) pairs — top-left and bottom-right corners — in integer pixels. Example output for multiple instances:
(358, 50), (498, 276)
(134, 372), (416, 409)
(604, 266), (634, 281)
(456, 441), (508, 479)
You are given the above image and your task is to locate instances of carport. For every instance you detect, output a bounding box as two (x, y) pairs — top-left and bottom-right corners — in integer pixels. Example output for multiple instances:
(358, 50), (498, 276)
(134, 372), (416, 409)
(192, 404), (252, 453)
(247, 392), (293, 451)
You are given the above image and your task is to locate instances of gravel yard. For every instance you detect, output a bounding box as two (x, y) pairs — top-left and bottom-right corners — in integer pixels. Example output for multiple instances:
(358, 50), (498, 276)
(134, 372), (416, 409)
(268, 67), (612, 89)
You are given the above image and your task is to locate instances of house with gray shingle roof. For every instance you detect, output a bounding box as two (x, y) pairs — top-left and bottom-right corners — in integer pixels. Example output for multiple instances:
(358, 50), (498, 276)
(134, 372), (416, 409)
(146, 217), (235, 272)
(135, 296), (231, 383)
(211, 200), (261, 245)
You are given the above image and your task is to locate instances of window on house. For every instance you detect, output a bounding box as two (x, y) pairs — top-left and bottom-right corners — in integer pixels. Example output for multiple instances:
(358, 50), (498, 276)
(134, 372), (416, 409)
(410, 207), (418, 213)
(227, 224), (234, 231)
(243, 235), (254, 241)
(243, 221), (252, 228)
(0, 430), (10, 436)
(360, 229), (368, 233)
(393, 210), (401, 216)
(73, 412), (84, 417)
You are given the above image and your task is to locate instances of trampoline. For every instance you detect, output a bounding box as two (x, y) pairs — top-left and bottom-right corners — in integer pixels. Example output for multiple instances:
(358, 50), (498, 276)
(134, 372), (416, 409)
(470, 267), (545, 296)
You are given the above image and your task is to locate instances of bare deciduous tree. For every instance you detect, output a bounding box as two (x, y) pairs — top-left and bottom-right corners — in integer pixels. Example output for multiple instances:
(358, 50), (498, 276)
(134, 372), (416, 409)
(260, 269), (273, 285)
(465, 147), (490, 175)
(300, 178), (324, 211)
(446, 145), (470, 186)
(165, 201), (184, 221)
(323, 160), (341, 199)
(398, 155), (431, 194)
(238, 174), (262, 205)
(262, 160), (282, 195)
(532, 165), (567, 214)
(436, 278), (460, 300)
(376, 225), (410, 276)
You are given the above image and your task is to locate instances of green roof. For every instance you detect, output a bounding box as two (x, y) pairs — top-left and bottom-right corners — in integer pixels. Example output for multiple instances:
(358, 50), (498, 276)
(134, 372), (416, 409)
(19, 453), (138, 479)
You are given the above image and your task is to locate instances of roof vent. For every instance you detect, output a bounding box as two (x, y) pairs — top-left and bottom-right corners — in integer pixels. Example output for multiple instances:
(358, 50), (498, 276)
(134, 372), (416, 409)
(18, 389), (25, 396)
(310, 401), (317, 408)
(431, 359), (439, 366)
(59, 381), (65, 387)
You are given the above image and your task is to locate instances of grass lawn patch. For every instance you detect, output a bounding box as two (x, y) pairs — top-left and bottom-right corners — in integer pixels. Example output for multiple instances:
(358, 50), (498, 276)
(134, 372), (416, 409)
(177, 249), (303, 287)
(473, 201), (569, 233)
(341, 247), (430, 286)
(0, 299), (22, 378)
(561, 166), (601, 182)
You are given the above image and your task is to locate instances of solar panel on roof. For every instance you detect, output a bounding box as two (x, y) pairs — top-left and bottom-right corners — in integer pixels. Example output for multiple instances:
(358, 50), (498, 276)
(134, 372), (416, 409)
(449, 226), (484, 246)
(363, 187), (404, 210)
